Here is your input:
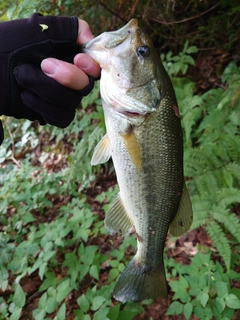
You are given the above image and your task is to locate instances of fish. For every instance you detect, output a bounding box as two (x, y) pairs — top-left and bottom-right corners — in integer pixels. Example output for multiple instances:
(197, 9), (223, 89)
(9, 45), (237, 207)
(82, 19), (193, 302)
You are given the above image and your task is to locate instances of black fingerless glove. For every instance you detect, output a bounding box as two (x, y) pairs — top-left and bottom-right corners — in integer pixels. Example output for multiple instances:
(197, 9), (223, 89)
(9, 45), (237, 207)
(0, 13), (95, 144)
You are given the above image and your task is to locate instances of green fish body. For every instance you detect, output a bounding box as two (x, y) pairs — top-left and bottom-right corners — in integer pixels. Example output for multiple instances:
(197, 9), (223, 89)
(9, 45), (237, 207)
(82, 19), (193, 302)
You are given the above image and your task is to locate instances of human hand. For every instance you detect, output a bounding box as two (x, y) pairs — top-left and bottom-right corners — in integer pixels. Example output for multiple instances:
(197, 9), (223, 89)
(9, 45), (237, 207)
(41, 20), (100, 90)
(0, 13), (101, 139)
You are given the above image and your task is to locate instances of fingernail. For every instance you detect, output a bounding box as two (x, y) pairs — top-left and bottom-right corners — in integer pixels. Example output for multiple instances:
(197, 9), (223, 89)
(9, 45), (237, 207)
(41, 59), (59, 75)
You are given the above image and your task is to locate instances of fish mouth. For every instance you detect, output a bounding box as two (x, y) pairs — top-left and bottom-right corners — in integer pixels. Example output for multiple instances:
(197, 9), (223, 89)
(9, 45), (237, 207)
(81, 19), (139, 59)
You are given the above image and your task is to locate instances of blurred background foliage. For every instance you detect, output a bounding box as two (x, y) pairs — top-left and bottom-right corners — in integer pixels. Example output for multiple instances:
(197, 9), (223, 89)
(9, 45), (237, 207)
(1, 0), (240, 54)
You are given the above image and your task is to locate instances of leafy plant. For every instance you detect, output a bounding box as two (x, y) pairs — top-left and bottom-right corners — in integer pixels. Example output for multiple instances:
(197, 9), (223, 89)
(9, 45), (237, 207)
(181, 61), (240, 271)
(166, 250), (240, 320)
(161, 40), (198, 77)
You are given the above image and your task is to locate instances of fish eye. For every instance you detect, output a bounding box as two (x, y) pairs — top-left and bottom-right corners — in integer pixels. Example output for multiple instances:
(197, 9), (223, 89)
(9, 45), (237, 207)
(137, 45), (150, 57)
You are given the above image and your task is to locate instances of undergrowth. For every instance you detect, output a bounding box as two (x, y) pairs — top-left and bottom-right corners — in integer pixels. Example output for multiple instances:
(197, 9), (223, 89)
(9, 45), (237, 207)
(0, 15), (240, 320)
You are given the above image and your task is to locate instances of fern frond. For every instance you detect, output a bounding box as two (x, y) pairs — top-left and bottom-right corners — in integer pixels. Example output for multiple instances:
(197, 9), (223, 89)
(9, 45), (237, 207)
(184, 148), (222, 178)
(200, 87), (224, 113)
(216, 187), (240, 208)
(226, 162), (240, 183)
(87, 126), (105, 156)
(206, 220), (231, 271)
(193, 172), (219, 198)
(221, 167), (234, 188)
(212, 209), (240, 242)
(197, 109), (229, 144)
(68, 126), (105, 185)
(217, 134), (240, 162)
(191, 197), (211, 229)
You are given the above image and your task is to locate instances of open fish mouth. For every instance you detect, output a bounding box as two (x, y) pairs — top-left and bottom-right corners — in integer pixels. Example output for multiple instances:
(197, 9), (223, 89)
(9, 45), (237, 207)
(82, 19), (139, 51)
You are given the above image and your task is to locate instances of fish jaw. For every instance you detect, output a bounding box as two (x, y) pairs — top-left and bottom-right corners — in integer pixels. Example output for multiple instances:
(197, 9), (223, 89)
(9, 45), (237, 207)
(82, 19), (139, 69)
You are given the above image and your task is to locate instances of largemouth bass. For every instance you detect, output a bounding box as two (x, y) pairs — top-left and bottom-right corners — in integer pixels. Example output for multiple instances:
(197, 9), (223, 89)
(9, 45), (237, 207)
(82, 19), (193, 302)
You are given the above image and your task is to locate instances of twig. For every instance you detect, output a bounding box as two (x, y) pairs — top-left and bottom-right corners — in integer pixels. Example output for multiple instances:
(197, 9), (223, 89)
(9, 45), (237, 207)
(127, 0), (139, 21)
(98, 1), (127, 23)
(150, 2), (220, 25)
(4, 118), (21, 167)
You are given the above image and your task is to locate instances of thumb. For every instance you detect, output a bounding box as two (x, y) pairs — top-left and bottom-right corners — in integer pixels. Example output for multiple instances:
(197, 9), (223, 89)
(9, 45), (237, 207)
(77, 20), (94, 45)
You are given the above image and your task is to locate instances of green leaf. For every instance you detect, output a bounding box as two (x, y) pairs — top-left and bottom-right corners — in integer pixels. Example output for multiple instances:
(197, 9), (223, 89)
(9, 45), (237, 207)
(43, 251), (56, 262)
(172, 287), (190, 303)
(39, 272), (58, 291)
(196, 291), (209, 307)
(183, 302), (193, 320)
(74, 310), (91, 320)
(45, 297), (58, 313)
(89, 265), (99, 281)
(54, 303), (66, 320)
(0, 267), (8, 291)
(107, 303), (120, 320)
(186, 46), (198, 54)
(13, 285), (26, 308)
(223, 308), (235, 319)
(166, 301), (183, 315)
(79, 264), (89, 282)
(47, 287), (57, 298)
(93, 307), (110, 320)
(56, 279), (72, 303)
(32, 308), (46, 320)
(108, 268), (119, 282)
(38, 293), (47, 309)
(215, 297), (225, 313)
(77, 294), (90, 313)
(225, 294), (240, 309)
(214, 281), (229, 298)
(10, 308), (22, 320)
(39, 262), (47, 280)
(21, 212), (36, 223)
(91, 296), (106, 311)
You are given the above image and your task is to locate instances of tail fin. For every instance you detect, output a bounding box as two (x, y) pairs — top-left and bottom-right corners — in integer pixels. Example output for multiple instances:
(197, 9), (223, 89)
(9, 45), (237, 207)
(113, 257), (168, 302)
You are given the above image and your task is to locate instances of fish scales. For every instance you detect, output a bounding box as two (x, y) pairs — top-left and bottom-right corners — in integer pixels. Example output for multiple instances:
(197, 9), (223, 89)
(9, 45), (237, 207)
(82, 19), (193, 302)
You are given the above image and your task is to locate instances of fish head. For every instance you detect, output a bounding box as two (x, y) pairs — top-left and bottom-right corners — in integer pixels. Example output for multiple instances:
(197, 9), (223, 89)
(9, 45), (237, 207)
(82, 19), (166, 120)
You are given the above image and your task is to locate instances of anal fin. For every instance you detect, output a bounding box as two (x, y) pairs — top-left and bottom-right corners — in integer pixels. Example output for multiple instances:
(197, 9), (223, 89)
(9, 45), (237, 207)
(169, 182), (193, 237)
(105, 193), (133, 237)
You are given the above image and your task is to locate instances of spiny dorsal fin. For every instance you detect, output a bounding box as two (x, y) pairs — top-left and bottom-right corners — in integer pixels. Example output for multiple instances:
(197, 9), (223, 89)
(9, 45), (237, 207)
(104, 193), (134, 237)
(91, 134), (111, 166)
(169, 183), (193, 237)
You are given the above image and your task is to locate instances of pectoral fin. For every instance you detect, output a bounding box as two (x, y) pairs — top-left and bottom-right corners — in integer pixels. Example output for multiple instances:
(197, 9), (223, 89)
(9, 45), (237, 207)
(91, 134), (111, 166)
(121, 129), (142, 170)
(169, 183), (193, 237)
(105, 193), (134, 237)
